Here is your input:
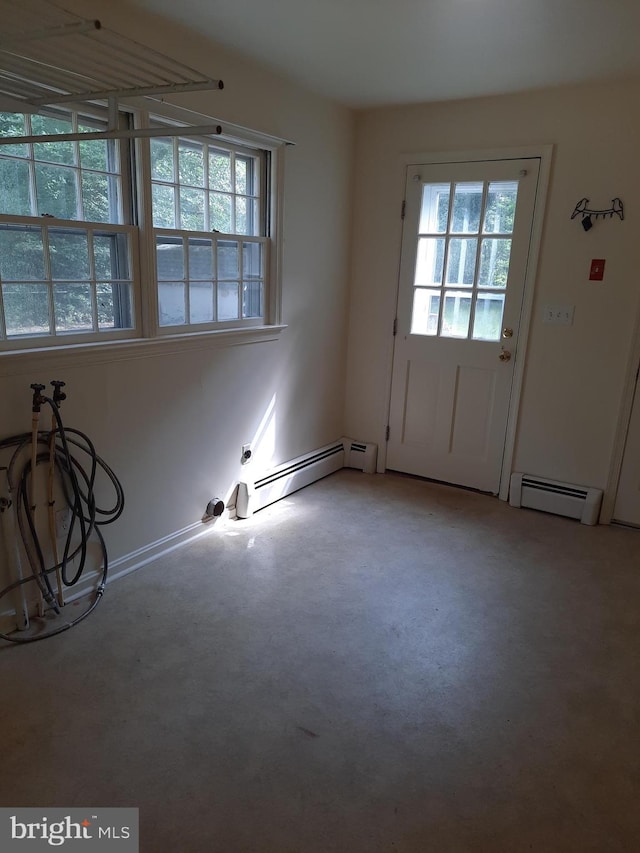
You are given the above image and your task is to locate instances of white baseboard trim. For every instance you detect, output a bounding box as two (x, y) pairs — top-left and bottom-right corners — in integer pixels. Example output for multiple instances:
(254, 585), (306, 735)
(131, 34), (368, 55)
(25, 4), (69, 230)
(0, 517), (221, 638)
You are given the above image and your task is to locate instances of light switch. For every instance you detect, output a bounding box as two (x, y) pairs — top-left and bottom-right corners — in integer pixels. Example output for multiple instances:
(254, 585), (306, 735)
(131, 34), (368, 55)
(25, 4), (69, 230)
(542, 305), (574, 325)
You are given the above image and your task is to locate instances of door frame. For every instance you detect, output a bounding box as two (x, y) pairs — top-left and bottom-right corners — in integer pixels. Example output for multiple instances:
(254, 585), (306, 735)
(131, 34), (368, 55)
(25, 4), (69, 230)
(378, 145), (553, 501)
(601, 304), (640, 523)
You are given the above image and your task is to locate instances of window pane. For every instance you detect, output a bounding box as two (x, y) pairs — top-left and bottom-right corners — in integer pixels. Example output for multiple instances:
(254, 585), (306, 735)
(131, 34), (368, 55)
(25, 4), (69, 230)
(209, 150), (231, 192)
(189, 281), (214, 324)
(0, 159), (31, 215)
(0, 226), (45, 280)
(242, 242), (262, 279)
(218, 281), (239, 320)
(53, 283), (93, 332)
(79, 138), (108, 172)
(236, 156), (252, 194)
(0, 112), (28, 157)
(441, 290), (472, 338)
(179, 187), (205, 231)
(235, 197), (248, 235)
(451, 183), (483, 233)
(478, 239), (512, 288)
(445, 238), (477, 287)
(35, 164), (78, 219)
(411, 288), (440, 336)
(419, 183), (449, 233)
(156, 237), (184, 280)
(218, 241), (239, 279)
(158, 282), (186, 325)
(94, 233), (130, 280)
(82, 172), (119, 223)
(188, 239), (213, 280)
(2, 283), (50, 336)
(484, 181), (518, 233)
(210, 193), (232, 232)
(49, 230), (90, 280)
(414, 237), (444, 287)
(97, 282), (133, 330)
(473, 293), (505, 341)
(152, 184), (175, 228)
(179, 141), (204, 187)
(151, 138), (174, 182)
(242, 281), (262, 318)
(32, 115), (74, 165)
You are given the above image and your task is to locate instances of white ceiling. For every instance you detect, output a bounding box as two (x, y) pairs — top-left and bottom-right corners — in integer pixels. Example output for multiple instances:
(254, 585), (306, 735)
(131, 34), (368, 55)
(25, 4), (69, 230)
(127, 0), (640, 108)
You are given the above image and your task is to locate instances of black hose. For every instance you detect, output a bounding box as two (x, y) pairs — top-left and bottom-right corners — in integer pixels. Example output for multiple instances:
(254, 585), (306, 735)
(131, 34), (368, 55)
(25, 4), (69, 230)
(0, 395), (124, 644)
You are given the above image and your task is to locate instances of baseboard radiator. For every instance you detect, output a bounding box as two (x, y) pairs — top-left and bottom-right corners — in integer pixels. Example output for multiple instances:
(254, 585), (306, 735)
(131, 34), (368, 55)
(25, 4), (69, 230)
(236, 437), (377, 518)
(509, 473), (603, 525)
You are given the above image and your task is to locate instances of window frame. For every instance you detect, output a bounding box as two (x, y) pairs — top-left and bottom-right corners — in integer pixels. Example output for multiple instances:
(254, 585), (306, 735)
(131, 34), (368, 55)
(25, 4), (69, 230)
(0, 101), (285, 353)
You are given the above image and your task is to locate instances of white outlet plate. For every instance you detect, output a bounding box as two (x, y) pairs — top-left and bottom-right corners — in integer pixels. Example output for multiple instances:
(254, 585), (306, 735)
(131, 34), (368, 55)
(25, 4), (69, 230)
(55, 507), (71, 538)
(542, 304), (574, 325)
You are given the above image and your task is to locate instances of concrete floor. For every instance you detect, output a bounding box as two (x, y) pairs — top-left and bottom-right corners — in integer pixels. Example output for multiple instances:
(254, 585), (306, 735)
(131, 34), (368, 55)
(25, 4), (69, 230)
(1, 469), (639, 852)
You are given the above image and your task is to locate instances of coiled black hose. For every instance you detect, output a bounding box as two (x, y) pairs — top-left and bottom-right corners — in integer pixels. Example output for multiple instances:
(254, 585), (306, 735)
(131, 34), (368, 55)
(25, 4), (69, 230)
(0, 394), (124, 644)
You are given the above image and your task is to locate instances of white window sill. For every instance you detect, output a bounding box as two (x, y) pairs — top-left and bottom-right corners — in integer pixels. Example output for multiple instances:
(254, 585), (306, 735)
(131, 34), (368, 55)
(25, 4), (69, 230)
(0, 325), (287, 377)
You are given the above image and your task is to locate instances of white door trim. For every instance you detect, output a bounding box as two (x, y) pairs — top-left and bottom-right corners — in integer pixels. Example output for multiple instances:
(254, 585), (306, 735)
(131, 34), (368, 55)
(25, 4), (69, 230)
(378, 144), (553, 502)
(601, 306), (640, 523)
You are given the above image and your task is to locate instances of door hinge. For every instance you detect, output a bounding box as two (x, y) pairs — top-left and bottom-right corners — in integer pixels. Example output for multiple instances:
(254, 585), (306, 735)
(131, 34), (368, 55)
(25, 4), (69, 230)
(385, 425), (390, 441)
(393, 318), (398, 336)
(401, 200), (406, 220)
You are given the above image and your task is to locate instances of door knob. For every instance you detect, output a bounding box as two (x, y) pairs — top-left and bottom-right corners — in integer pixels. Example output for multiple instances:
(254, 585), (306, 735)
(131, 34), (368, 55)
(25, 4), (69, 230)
(502, 327), (513, 338)
(499, 347), (512, 362)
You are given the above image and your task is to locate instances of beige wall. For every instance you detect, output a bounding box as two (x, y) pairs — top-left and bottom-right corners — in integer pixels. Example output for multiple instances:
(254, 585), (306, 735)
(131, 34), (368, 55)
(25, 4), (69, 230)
(0, 0), (354, 564)
(345, 78), (640, 493)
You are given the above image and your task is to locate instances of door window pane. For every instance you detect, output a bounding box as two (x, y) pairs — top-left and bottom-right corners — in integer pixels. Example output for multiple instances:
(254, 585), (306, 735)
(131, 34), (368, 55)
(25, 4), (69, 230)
(411, 288), (440, 336)
(483, 181), (518, 233)
(451, 183), (483, 233)
(441, 290), (472, 338)
(478, 239), (511, 288)
(419, 183), (449, 233)
(415, 237), (445, 287)
(445, 238), (477, 287)
(472, 293), (505, 341)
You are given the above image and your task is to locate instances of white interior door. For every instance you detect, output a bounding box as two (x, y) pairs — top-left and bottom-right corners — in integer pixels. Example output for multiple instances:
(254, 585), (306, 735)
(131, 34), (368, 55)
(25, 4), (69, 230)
(613, 372), (640, 526)
(387, 158), (539, 493)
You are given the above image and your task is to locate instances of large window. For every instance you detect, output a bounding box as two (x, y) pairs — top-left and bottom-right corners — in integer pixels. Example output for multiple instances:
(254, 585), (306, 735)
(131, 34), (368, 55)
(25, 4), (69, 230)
(0, 107), (275, 350)
(150, 131), (267, 329)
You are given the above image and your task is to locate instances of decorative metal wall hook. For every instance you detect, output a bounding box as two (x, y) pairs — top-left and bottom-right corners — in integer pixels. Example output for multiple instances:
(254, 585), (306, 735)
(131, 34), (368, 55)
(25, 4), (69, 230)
(571, 197), (624, 231)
